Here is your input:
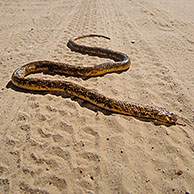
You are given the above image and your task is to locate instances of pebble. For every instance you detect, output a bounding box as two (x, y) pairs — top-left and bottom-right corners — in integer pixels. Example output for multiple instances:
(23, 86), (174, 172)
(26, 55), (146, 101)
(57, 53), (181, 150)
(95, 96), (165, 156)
(131, 40), (135, 44)
(185, 191), (190, 194)
(166, 131), (170, 135)
(27, 45), (33, 49)
(176, 170), (183, 176)
(87, 190), (95, 194)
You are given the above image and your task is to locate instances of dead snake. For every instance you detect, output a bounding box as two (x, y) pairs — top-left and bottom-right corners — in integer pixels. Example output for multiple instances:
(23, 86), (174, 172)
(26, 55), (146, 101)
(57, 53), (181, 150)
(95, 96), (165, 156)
(11, 34), (181, 125)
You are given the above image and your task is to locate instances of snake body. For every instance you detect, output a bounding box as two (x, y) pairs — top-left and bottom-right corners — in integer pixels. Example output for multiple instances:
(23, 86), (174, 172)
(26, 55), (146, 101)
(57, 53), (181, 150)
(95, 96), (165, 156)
(11, 34), (177, 124)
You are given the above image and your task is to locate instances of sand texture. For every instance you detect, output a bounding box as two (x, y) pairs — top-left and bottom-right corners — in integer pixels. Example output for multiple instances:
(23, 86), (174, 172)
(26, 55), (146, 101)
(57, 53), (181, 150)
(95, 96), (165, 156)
(0, 0), (194, 193)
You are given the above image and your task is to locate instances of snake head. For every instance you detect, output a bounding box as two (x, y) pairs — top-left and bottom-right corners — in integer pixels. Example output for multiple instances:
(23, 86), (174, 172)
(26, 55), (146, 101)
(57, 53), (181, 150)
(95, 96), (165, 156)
(156, 109), (177, 124)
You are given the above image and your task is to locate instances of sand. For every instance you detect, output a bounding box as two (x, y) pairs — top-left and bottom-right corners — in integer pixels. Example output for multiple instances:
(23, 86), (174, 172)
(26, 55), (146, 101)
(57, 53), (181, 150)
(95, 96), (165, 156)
(0, 0), (194, 193)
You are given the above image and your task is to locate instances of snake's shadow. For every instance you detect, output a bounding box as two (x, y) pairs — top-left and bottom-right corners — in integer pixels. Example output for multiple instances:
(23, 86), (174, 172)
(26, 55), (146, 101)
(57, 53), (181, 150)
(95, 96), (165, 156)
(6, 81), (172, 127)
(7, 80), (111, 115)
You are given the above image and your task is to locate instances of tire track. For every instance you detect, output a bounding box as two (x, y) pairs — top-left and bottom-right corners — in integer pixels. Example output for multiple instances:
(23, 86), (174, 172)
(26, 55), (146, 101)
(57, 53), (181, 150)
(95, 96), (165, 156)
(112, 0), (193, 126)
(96, 1), (194, 193)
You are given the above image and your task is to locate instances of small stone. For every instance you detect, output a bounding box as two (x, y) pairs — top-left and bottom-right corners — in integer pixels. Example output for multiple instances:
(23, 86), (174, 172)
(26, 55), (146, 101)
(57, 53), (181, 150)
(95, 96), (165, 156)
(185, 191), (190, 194)
(31, 27), (34, 30)
(166, 131), (170, 135)
(162, 170), (165, 173)
(131, 40), (135, 44)
(87, 190), (95, 194)
(176, 170), (183, 176)
(172, 187), (176, 191)
(27, 45), (32, 49)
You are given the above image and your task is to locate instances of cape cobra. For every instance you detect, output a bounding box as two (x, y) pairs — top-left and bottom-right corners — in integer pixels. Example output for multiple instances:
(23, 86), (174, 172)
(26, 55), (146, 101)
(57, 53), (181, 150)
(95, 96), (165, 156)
(11, 34), (180, 125)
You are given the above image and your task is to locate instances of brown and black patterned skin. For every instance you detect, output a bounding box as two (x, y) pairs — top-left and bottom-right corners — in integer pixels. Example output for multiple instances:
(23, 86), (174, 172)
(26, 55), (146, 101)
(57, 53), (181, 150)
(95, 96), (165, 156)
(11, 34), (177, 124)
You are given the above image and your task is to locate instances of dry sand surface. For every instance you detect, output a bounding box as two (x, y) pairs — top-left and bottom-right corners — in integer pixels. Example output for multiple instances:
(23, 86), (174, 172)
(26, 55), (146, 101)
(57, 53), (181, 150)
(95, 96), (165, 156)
(0, 0), (194, 193)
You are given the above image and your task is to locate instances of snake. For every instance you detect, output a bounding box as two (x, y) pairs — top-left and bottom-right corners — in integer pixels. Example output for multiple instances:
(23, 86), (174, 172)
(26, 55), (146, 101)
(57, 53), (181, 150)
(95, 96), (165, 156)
(11, 34), (179, 125)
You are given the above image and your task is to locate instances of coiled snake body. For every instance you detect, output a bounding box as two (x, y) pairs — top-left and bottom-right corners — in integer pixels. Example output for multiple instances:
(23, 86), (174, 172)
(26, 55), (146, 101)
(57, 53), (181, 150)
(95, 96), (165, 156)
(11, 34), (178, 124)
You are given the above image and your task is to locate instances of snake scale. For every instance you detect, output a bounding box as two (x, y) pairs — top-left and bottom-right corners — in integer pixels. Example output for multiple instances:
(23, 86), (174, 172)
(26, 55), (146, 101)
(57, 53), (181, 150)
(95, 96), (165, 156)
(11, 34), (179, 125)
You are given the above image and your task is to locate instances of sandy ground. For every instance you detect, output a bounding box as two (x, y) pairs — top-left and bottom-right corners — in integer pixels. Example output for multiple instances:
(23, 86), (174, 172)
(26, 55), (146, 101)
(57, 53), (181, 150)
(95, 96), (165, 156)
(0, 0), (194, 193)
